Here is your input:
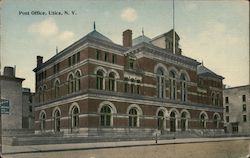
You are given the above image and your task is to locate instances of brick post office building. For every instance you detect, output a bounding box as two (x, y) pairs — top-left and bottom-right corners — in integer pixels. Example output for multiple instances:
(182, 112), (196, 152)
(33, 27), (224, 137)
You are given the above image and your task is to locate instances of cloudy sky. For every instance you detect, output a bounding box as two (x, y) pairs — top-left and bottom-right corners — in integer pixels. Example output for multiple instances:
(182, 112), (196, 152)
(0, 0), (249, 92)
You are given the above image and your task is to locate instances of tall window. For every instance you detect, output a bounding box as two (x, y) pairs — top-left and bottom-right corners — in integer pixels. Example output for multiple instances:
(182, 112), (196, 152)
(170, 111), (176, 132)
(71, 106), (79, 129)
(170, 71), (177, 100)
(42, 85), (47, 102)
(104, 52), (109, 62)
(96, 50), (101, 60)
(68, 74), (74, 93)
(54, 80), (60, 98)
(40, 112), (46, 131)
(200, 113), (206, 128)
(131, 79), (135, 93)
(75, 71), (81, 91)
(100, 105), (111, 126)
(156, 68), (165, 98)
(213, 115), (219, 128)
(38, 87), (43, 103)
(181, 112), (187, 131)
(54, 110), (61, 132)
(112, 54), (116, 64)
(157, 110), (164, 130)
(76, 52), (80, 63)
(180, 74), (187, 102)
(129, 108), (138, 127)
(215, 94), (219, 106)
(128, 58), (135, 69)
(124, 78), (129, 92)
(211, 93), (215, 105)
(108, 72), (115, 91)
(243, 104), (247, 112)
(96, 70), (104, 90)
(242, 95), (246, 102)
(225, 97), (229, 104)
(225, 106), (229, 113)
(243, 115), (247, 122)
(136, 80), (140, 94)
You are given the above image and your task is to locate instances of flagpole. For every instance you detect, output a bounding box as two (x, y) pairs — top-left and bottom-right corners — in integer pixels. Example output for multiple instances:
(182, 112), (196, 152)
(173, 0), (175, 54)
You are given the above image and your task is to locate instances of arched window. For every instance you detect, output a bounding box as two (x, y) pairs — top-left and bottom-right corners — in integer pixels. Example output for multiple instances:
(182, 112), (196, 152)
(181, 112), (188, 131)
(100, 105), (111, 126)
(170, 111), (177, 132)
(129, 108), (138, 127)
(124, 78), (129, 93)
(156, 68), (165, 98)
(71, 106), (79, 129)
(180, 74), (187, 102)
(200, 113), (207, 129)
(157, 110), (164, 130)
(96, 70), (104, 90)
(54, 80), (60, 98)
(68, 74), (74, 93)
(169, 71), (177, 100)
(108, 72), (115, 91)
(54, 109), (61, 132)
(40, 112), (46, 131)
(75, 71), (81, 92)
(213, 114), (220, 129)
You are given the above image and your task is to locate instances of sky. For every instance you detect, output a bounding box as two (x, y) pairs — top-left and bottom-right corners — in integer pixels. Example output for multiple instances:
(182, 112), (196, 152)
(0, 0), (249, 92)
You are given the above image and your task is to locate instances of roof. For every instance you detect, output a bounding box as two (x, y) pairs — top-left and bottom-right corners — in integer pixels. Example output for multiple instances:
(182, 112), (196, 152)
(151, 29), (180, 41)
(197, 64), (224, 80)
(86, 30), (113, 43)
(132, 35), (151, 46)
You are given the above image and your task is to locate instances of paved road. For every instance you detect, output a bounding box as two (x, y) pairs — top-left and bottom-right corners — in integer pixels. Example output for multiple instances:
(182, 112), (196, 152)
(3, 137), (250, 158)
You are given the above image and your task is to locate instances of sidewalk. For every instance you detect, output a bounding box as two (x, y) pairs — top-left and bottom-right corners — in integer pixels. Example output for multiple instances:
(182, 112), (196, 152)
(3, 137), (250, 155)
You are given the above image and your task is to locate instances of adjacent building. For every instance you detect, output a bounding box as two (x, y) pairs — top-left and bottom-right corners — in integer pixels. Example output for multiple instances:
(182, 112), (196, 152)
(0, 66), (34, 131)
(33, 27), (224, 137)
(223, 85), (250, 134)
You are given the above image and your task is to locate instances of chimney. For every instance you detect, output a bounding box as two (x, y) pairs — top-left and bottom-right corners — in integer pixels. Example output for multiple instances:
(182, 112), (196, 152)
(3, 66), (15, 77)
(123, 29), (132, 48)
(37, 56), (43, 67)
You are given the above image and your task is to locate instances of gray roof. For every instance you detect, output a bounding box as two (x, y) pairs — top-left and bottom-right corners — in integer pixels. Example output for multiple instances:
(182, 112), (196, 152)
(132, 35), (151, 46)
(87, 30), (113, 43)
(197, 64), (224, 80)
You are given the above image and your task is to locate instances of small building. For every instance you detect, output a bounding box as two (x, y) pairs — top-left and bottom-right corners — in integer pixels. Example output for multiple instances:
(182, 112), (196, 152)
(0, 66), (34, 131)
(223, 85), (250, 134)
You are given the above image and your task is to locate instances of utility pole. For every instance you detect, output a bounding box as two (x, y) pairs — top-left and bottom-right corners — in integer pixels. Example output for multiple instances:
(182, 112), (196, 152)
(173, 0), (175, 54)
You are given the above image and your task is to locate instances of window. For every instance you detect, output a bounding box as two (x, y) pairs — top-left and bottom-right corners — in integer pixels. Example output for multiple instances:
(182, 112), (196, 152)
(215, 94), (220, 106)
(181, 112), (188, 131)
(53, 63), (60, 74)
(96, 50), (101, 60)
(71, 106), (79, 129)
(130, 79), (135, 93)
(54, 110), (61, 132)
(40, 112), (46, 131)
(136, 80), (140, 94)
(225, 97), (229, 104)
(243, 104), (247, 112)
(169, 71), (177, 100)
(213, 115), (219, 129)
(96, 70), (104, 90)
(225, 106), (229, 113)
(68, 74), (74, 93)
(128, 58), (135, 69)
(124, 78), (129, 93)
(68, 56), (72, 66)
(104, 52), (109, 62)
(29, 106), (32, 113)
(180, 74), (187, 102)
(170, 111), (176, 132)
(108, 72), (115, 91)
(243, 115), (247, 122)
(156, 68), (165, 98)
(72, 54), (76, 65)
(211, 93), (215, 105)
(77, 52), (80, 63)
(54, 80), (60, 98)
(38, 87), (43, 103)
(200, 114), (206, 128)
(75, 71), (81, 92)
(157, 110), (164, 130)
(129, 108), (138, 127)
(100, 105), (111, 126)
(226, 116), (229, 122)
(112, 54), (116, 64)
(243, 95), (246, 102)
